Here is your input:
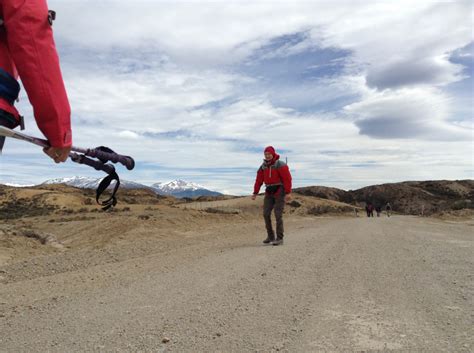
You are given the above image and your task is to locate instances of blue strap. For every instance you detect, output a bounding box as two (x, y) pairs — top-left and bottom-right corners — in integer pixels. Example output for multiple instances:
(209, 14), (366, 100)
(0, 68), (20, 105)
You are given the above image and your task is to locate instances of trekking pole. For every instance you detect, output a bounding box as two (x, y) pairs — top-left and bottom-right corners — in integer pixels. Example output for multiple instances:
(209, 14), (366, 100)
(0, 126), (134, 169)
(0, 126), (134, 210)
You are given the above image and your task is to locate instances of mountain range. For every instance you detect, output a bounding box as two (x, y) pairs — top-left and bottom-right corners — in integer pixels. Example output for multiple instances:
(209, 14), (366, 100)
(40, 177), (222, 198)
(3, 178), (473, 215)
(293, 180), (474, 215)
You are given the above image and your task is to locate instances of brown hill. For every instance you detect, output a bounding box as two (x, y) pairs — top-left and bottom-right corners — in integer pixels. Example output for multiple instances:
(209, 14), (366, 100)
(294, 180), (474, 216)
(2, 179), (472, 219)
(291, 186), (349, 202)
(0, 184), (175, 220)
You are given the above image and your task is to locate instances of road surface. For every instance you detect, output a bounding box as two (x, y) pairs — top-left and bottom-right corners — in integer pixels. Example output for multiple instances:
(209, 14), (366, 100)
(1, 216), (472, 352)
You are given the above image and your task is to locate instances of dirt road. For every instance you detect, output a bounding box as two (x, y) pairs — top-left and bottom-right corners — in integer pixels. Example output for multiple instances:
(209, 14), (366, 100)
(1, 215), (473, 352)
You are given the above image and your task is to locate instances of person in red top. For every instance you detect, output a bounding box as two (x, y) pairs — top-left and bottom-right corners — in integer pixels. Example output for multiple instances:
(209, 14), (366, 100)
(252, 146), (292, 246)
(0, 0), (72, 163)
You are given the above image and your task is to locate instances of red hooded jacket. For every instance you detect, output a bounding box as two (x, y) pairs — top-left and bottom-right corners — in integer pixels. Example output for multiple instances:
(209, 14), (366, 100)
(253, 146), (292, 195)
(0, 0), (71, 147)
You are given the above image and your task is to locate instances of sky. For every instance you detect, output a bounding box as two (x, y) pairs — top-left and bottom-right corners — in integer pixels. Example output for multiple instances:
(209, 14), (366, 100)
(0, 0), (472, 195)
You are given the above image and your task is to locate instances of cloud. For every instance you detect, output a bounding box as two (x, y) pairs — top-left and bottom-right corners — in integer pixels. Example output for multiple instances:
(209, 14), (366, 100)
(118, 130), (140, 139)
(345, 87), (471, 140)
(1, 1), (472, 194)
(365, 56), (466, 90)
(53, 2), (330, 67)
(54, 1), (472, 125)
(317, 1), (472, 88)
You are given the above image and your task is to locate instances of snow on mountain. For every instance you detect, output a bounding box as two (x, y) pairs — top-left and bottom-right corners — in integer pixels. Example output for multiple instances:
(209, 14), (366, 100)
(152, 179), (204, 193)
(41, 176), (150, 190)
(1, 182), (36, 188)
(39, 177), (222, 198)
(151, 179), (222, 198)
(42, 176), (99, 189)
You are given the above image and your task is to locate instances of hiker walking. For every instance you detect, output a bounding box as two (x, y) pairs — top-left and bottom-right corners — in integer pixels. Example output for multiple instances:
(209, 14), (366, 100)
(386, 202), (392, 217)
(0, 0), (72, 163)
(252, 146), (292, 246)
(365, 202), (374, 217)
(375, 205), (382, 217)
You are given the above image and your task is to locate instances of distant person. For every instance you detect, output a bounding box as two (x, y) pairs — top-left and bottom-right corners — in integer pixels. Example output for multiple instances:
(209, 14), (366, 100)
(375, 205), (382, 217)
(252, 146), (292, 246)
(0, 1), (72, 163)
(354, 207), (359, 217)
(365, 202), (374, 217)
(386, 202), (392, 217)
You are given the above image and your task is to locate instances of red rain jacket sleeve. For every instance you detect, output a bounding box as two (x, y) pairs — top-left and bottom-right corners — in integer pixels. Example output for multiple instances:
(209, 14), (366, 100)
(2, 0), (72, 147)
(253, 167), (264, 195)
(279, 164), (292, 194)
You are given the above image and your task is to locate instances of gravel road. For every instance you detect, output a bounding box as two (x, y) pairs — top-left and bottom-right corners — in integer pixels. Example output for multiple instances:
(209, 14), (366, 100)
(1, 216), (472, 352)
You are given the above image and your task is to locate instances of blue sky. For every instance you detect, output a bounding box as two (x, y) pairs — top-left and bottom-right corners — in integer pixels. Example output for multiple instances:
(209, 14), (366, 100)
(0, 1), (472, 194)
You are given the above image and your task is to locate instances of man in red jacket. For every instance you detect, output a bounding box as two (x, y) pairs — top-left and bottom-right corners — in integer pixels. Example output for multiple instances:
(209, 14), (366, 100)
(0, 0), (72, 163)
(252, 146), (292, 246)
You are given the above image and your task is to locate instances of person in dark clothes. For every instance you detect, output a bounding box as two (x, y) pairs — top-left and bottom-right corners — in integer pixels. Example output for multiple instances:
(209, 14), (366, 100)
(375, 205), (382, 217)
(386, 202), (392, 217)
(365, 202), (374, 217)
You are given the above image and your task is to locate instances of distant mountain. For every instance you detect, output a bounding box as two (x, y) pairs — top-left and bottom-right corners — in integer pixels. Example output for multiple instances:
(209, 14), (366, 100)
(1, 182), (36, 188)
(151, 179), (223, 198)
(294, 180), (474, 215)
(348, 180), (474, 215)
(293, 186), (350, 203)
(41, 176), (151, 190)
(39, 177), (223, 198)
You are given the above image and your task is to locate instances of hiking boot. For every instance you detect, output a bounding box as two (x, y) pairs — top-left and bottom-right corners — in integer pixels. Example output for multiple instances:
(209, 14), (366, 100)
(272, 238), (284, 246)
(263, 236), (275, 244)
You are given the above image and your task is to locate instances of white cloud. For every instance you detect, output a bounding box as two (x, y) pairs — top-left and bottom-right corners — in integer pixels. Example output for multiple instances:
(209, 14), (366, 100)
(365, 55), (466, 90)
(1, 1), (472, 193)
(52, 1), (472, 78)
(316, 1), (472, 86)
(344, 87), (471, 140)
(118, 130), (140, 139)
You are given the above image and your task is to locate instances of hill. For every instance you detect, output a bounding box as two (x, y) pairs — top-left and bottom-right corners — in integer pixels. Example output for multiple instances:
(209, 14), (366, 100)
(294, 180), (474, 216)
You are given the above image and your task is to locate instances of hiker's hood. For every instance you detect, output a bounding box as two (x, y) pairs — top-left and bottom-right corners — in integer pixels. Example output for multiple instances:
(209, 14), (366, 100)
(264, 146), (280, 165)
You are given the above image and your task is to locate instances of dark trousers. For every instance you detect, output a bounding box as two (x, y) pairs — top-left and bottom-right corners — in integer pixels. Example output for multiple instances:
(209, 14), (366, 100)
(263, 190), (285, 239)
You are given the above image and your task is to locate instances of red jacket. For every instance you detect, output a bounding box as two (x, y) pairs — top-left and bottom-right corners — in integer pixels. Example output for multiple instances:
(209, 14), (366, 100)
(0, 0), (71, 147)
(253, 155), (292, 195)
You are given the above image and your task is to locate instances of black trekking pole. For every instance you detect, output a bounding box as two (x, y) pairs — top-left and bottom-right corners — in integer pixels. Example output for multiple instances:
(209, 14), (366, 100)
(0, 126), (135, 210)
(0, 126), (134, 169)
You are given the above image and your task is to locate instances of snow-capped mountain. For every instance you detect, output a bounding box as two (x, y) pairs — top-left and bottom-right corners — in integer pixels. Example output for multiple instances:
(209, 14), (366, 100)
(151, 179), (222, 198)
(42, 176), (99, 189)
(38, 177), (222, 198)
(1, 182), (36, 188)
(152, 179), (204, 193)
(41, 176), (150, 190)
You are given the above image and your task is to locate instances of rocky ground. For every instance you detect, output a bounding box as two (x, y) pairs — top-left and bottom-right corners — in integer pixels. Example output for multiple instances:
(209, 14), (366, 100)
(0, 203), (472, 352)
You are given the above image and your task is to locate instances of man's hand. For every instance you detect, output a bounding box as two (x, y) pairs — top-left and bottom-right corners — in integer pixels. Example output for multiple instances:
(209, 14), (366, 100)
(285, 193), (292, 202)
(43, 146), (71, 163)
(251, 194), (257, 200)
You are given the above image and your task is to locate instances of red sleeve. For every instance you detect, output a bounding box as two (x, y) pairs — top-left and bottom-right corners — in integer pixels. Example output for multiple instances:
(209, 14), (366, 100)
(3, 0), (72, 147)
(279, 165), (292, 194)
(253, 168), (264, 195)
